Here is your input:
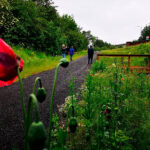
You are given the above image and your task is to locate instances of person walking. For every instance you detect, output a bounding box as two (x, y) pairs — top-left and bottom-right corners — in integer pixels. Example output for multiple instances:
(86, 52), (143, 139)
(88, 45), (94, 64)
(62, 44), (66, 58)
(69, 46), (74, 61)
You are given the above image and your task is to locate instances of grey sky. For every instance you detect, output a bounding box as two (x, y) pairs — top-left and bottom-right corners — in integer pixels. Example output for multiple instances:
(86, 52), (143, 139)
(54, 0), (150, 44)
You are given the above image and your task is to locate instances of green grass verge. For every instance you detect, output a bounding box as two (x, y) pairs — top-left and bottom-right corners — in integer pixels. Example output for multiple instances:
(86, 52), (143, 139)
(101, 42), (150, 54)
(99, 42), (150, 67)
(12, 46), (87, 79)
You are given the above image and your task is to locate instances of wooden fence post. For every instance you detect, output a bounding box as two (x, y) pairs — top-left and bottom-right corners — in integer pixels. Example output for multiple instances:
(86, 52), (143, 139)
(96, 54), (100, 61)
(128, 56), (130, 68)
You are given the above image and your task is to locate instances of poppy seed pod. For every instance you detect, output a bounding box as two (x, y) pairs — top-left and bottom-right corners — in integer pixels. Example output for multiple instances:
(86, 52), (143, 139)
(69, 117), (78, 133)
(28, 121), (47, 150)
(60, 58), (69, 68)
(36, 87), (46, 103)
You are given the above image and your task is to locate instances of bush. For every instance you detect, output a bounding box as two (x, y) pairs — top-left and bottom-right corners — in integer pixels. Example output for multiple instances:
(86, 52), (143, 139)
(92, 60), (106, 73)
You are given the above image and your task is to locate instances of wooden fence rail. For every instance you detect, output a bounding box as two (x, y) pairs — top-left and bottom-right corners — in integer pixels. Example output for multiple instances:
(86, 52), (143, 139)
(96, 54), (150, 73)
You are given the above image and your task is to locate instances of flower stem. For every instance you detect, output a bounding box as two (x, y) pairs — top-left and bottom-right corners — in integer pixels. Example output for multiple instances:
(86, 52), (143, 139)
(33, 77), (41, 94)
(17, 67), (27, 149)
(27, 94), (40, 124)
(25, 94), (40, 149)
(17, 67), (26, 122)
(48, 63), (61, 150)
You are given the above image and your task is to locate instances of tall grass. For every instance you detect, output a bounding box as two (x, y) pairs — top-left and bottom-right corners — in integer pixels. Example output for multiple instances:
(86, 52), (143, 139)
(62, 61), (150, 149)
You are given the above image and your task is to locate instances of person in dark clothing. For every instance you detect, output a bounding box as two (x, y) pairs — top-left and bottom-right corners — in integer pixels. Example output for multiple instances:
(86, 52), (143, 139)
(66, 47), (69, 55)
(62, 44), (66, 58)
(88, 45), (94, 64)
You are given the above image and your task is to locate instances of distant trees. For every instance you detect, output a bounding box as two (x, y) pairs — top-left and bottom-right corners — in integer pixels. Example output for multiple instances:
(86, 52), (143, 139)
(139, 25), (150, 42)
(0, 0), (18, 35)
(0, 0), (112, 54)
(93, 38), (114, 50)
(0, 0), (90, 54)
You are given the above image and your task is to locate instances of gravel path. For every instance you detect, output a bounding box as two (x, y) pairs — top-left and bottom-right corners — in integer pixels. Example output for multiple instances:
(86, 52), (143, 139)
(0, 54), (96, 150)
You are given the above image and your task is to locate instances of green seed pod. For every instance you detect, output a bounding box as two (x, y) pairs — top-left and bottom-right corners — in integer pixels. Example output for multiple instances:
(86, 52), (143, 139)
(36, 87), (46, 103)
(28, 121), (47, 150)
(69, 117), (77, 133)
(60, 58), (69, 68)
(85, 133), (90, 142)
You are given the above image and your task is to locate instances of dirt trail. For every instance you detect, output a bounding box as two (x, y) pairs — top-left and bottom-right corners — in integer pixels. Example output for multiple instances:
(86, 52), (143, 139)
(0, 54), (96, 150)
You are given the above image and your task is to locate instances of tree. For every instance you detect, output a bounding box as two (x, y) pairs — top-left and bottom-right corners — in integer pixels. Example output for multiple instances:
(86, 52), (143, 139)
(0, 0), (18, 36)
(58, 15), (78, 34)
(1, 0), (90, 54)
(82, 30), (95, 45)
(67, 31), (88, 51)
(32, 0), (58, 23)
(139, 25), (150, 42)
(94, 38), (106, 47)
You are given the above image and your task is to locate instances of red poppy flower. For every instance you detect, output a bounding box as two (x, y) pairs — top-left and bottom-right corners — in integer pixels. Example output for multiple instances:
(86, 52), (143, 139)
(90, 74), (93, 77)
(121, 78), (124, 81)
(104, 109), (107, 114)
(0, 39), (24, 87)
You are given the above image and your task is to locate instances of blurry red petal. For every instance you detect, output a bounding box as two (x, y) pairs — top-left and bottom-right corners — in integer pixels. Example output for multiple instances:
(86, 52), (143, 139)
(0, 76), (18, 87)
(0, 39), (16, 59)
(0, 39), (24, 87)
(19, 58), (24, 72)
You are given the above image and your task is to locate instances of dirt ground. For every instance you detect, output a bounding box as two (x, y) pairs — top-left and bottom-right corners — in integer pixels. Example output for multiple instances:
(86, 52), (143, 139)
(0, 54), (95, 150)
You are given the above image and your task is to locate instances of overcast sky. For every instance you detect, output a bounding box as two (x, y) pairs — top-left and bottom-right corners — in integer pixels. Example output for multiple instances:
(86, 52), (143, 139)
(54, 0), (150, 44)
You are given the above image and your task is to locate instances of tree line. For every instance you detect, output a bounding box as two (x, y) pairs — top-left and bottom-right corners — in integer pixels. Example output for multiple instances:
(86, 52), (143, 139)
(0, 0), (112, 55)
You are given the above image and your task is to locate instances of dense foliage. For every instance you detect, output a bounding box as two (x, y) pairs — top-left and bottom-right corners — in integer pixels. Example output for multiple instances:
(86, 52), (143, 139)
(94, 38), (115, 50)
(0, 0), (113, 54)
(0, 0), (87, 54)
(139, 25), (150, 42)
(0, 0), (18, 34)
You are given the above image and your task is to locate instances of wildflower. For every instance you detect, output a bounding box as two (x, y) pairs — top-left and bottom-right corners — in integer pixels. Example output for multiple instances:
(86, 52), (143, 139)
(146, 75), (149, 78)
(112, 63), (116, 67)
(0, 39), (24, 87)
(114, 107), (119, 113)
(104, 106), (111, 114)
(121, 78), (124, 81)
(90, 74), (93, 77)
(104, 107), (111, 120)
(104, 109), (107, 114)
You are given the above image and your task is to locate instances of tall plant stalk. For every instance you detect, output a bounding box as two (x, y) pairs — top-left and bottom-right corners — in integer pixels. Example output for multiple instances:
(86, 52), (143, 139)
(33, 77), (41, 94)
(48, 63), (60, 149)
(17, 67), (28, 149)
(17, 67), (26, 122)
(48, 58), (69, 149)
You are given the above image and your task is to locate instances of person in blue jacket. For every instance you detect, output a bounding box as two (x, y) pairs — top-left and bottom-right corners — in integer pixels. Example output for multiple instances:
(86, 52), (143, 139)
(69, 46), (74, 61)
